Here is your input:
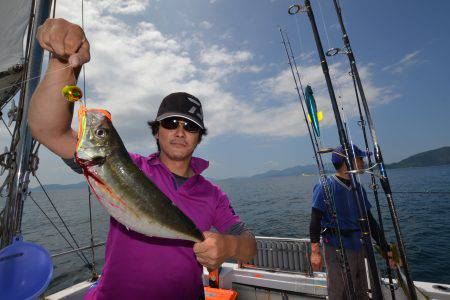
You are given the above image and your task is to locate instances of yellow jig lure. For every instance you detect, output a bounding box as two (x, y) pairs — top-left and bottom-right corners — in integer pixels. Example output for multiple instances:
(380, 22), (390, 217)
(61, 85), (83, 102)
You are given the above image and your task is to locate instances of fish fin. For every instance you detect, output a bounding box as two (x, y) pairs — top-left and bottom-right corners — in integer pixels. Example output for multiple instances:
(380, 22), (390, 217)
(86, 175), (128, 214)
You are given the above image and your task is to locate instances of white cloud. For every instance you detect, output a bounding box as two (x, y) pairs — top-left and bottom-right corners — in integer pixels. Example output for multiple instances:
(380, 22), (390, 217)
(51, 0), (397, 151)
(96, 0), (150, 15)
(197, 45), (262, 82)
(199, 21), (213, 30)
(382, 50), (424, 74)
(254, 61), (400, 136)
(200, 45), (252, 66)
(219, 29), (233, 40)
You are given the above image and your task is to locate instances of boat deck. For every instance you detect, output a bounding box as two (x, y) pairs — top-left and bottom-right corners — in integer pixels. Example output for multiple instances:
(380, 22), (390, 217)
(46, 236), (450, 300)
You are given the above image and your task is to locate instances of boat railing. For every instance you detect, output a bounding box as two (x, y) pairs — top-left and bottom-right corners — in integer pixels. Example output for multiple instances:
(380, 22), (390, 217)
(239, 236), (313, 276)
(51, 242), (106, 258)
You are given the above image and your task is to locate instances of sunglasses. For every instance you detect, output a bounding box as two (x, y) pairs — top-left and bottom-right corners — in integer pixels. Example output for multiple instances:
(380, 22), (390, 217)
(160, 117), (201, 133)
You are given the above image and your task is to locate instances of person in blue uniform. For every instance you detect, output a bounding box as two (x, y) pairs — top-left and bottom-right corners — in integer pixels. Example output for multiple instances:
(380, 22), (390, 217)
(309, 144), (394, 299)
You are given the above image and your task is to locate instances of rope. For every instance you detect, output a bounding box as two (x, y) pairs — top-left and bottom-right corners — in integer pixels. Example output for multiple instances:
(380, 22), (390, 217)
(34, 176), (94, 270)
(1, 116), (13, 136)
(28, 193), (91, 266)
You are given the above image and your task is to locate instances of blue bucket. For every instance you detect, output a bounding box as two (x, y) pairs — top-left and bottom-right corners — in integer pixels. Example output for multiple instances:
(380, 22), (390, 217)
(0, 236), (53, 300)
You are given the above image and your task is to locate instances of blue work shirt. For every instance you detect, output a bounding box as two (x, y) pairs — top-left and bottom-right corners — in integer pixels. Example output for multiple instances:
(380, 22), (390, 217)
(311, 175), (371, 251)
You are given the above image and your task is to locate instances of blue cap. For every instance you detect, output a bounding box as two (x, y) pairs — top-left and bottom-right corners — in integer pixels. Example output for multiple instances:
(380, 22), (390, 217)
(331, 144), (369, 165)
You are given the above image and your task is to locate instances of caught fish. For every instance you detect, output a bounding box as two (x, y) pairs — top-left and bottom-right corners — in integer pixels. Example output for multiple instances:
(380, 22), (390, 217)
(75, 106), (204, 242)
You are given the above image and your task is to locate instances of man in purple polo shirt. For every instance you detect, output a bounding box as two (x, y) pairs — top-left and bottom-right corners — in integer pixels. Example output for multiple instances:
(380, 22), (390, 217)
(29, 19), (257, 299)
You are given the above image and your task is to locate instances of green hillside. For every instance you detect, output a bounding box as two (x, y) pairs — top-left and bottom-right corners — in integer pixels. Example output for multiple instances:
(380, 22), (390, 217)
(387, 146), (450, 169)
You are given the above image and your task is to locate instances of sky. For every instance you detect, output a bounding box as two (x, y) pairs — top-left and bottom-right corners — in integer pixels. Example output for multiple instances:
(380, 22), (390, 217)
(1, 0), (449, 186)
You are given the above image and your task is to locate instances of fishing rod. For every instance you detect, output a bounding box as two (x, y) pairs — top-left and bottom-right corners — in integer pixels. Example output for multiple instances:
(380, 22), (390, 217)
(288, 1), (384, 299)
(349, 71), (396, 299)
(279, 28), (356, 300)
(329, 0), (417, 298)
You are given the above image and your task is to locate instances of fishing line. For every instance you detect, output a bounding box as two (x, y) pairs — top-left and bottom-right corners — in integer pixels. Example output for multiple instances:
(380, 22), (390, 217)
(293, 8), (305, 57)
(393, 191), (450, 195)
(80, 0), (87, 106)
(290, 4), (349, 265)
(331, 2), (417, 294)
(316, 1), (369, 218)
(34, 175), (93, 266)
(316, 0), (365, 210)
(322, 0), (375, 235)
(292, 2), (337, 152)
(341, 83), (381, 284)
(292, 13), (331, 152)
(80, 0), (98, 278)
(0, 64), (73, 93)
(316, 0), (344, 99)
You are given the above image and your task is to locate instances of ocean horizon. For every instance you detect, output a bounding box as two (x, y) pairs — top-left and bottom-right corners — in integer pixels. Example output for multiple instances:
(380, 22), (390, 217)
(18, 164), (450, 294)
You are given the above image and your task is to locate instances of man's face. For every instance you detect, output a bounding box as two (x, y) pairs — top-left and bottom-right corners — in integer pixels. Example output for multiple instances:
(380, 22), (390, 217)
(355, 156), (365, 170)
(156, 118), (200, 161)
(338, 156), (365, 172)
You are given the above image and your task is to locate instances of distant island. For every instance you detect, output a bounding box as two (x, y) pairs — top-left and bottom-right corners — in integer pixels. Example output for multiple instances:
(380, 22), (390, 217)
(250, 164), (315, 179)
(33, 146), (450, 190)
(248, 146), (450, 179)
(386, 146), (450, 169)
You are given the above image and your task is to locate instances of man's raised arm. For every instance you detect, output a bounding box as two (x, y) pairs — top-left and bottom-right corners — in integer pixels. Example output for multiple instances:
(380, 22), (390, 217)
(28, 18), (90, 159)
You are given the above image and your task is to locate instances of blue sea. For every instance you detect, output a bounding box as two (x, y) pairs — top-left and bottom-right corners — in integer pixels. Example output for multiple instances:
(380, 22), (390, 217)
(19, 164), (450, 294)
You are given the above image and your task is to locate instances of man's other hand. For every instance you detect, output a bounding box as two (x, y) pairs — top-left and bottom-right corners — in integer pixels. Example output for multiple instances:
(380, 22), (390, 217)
(37, 18), (90, 68)
(310, 252), (323, 271)
(387, 251), (397, 269)
(310, 243), (323, 272)
(193, 231), (235, 270)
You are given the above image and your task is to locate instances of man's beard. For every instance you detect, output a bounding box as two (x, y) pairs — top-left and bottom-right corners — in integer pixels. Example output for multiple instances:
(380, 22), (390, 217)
(163, 147), (195, 161)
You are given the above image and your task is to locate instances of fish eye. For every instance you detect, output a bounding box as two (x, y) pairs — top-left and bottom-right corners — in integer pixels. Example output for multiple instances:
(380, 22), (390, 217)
(95, 128), (107, 138)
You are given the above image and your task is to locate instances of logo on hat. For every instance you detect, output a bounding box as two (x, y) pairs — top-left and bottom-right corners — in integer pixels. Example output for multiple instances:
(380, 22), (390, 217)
(155, 92), (205, 129)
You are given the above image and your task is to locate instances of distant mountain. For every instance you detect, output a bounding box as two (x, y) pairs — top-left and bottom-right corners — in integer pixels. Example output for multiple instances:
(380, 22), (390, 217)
(250, 164), (332, 179)
(30, 181), (88, 191)
(387, 146), (450, 169)
(249, 146), (450, 179)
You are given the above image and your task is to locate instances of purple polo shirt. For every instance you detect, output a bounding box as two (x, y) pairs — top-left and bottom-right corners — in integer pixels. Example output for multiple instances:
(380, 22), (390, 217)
(83, 152), (241, 300)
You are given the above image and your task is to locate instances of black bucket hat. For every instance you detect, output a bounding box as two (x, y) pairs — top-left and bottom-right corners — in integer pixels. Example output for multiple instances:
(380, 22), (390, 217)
(154, 92), (205, 129)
